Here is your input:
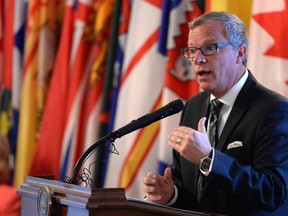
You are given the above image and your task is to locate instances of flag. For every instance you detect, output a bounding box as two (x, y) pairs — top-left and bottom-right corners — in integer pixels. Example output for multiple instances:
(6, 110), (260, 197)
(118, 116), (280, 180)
(158, 0), (203, 175)
(0, 1), (3, 71)
(31, 0), (115, 186)
(30, 0), (90, 181)
(0, 0), (14, 137)
(91, 0), (122, 187)
(58, 0), (114, 183)
(10, 0), (27, 164)
(74, 0), (116, 186)
(100, 0), (130, 186)
(0, 0), (5, 83)
(14, 0), (64, 187)
(0, 0), (15, 183)
(205, 0), (253, 29)
(247, 0), (288, 96)
(0, 0), (27, 184)
(104, 0), (167, 198)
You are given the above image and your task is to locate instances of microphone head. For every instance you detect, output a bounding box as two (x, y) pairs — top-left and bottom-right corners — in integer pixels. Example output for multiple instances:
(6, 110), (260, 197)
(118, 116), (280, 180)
(168, 99), (184, 114)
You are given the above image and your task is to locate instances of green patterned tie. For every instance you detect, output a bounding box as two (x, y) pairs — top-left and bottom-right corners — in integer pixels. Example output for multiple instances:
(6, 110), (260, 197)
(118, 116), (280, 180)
(197, 99), (222, 202)
(208, 99), (223, 147)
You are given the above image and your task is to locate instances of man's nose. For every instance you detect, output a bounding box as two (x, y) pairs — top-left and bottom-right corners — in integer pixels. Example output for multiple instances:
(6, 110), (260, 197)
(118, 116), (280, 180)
(193, 50), (206, 64)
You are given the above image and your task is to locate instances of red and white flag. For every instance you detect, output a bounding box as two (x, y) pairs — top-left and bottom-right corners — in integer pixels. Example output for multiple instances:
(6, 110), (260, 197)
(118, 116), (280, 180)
(30, 0), (90, 181)
(31, 0), (115, 184)
(104, 0), (166, 198)
(158, 0), (202, 175)
(14, 0), (64, 187)
(248, 0), (288, 96)
(0, 0), (27, 185)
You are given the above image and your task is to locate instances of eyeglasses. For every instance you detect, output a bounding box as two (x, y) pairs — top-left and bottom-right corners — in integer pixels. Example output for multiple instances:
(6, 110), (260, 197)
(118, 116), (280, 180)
(181, 42), (232, 59)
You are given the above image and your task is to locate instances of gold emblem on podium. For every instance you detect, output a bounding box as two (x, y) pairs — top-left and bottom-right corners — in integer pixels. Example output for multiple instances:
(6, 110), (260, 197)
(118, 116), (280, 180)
(37, 185), (52, 216)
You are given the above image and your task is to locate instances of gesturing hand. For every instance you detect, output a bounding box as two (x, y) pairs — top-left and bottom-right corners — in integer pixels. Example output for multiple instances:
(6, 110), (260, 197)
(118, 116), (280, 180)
(168, 117), (212, 164)
(142, 167), (175, 205)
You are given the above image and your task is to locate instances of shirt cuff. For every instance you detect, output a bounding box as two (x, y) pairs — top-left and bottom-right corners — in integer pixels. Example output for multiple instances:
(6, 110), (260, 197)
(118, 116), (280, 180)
(166, 185), (178, 206)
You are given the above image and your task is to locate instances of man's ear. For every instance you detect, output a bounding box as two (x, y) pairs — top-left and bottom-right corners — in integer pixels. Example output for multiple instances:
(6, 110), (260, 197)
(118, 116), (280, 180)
(236, 44), (246, 64)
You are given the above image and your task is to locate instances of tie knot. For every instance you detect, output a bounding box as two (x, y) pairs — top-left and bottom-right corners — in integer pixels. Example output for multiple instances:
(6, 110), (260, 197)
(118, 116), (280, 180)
(211, 99), (222, 112)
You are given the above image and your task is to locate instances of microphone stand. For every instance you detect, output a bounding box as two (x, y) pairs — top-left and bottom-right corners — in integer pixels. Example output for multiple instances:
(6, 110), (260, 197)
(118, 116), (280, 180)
(70, 130), (122, 185)
(69, 99), (184, 185)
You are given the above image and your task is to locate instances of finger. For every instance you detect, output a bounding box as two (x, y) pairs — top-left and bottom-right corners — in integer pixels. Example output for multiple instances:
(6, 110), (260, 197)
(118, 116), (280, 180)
(146, 193), (162, 201)
(168, 132), (180, 143)
(198, 117), (207, 135)
(143, 172), (157, 184)
(146, 171), (157, 180)
(143, 184), (156, 193)
(143, 176), (156, 185)
(167, 134), (182, 150)
(167, 133), (177, 145)
(163, 167), (173, 184)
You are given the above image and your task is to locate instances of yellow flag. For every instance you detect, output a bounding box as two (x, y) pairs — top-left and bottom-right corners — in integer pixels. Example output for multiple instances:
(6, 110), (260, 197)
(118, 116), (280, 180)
(206, 0), (253, 30)
(14, 0), (64, 188)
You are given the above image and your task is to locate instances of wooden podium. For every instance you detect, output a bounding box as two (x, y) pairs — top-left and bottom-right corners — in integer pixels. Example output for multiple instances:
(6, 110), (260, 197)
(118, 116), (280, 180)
(17, 176), (211, 216)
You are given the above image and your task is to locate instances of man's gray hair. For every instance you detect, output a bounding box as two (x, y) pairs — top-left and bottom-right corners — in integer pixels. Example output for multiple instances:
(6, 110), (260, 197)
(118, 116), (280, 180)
(189, 11), (249, 66)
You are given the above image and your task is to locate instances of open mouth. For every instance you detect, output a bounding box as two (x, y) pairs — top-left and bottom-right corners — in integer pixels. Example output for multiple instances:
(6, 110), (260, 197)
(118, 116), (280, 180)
(198, 71), (211, 77)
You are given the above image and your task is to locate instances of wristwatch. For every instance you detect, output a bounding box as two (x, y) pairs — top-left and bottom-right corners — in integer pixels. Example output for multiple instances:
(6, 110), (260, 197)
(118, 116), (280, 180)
(199, 149), (214, 176)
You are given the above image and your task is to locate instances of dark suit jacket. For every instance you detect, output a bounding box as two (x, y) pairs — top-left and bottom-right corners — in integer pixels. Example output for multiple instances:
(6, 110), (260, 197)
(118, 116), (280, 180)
(171, 72), (288, 215)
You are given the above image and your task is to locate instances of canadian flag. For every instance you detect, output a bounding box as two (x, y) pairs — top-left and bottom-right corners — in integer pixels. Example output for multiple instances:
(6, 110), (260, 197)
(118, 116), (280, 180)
(247, 0), (288, 96)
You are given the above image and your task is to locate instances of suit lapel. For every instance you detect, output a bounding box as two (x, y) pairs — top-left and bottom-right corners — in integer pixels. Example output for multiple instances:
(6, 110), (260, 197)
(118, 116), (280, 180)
(217, 72), (257, 151)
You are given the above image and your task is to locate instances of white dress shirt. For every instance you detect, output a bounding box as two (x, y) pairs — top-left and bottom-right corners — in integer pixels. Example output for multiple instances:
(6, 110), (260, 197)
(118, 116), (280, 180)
(210, 69), (249, 138)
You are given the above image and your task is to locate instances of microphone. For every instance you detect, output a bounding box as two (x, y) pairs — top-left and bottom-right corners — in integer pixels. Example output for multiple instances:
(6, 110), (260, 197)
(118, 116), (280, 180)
(112, 99), (184, 138)
(70, 99), (184, 184)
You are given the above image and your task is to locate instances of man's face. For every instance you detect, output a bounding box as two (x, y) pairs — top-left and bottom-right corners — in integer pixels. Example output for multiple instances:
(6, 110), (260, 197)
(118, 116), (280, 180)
(188, 20), (245, 98)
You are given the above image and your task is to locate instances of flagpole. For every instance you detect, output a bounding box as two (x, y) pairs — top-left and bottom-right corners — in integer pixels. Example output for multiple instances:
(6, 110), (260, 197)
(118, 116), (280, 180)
(93, 0), (122, 188)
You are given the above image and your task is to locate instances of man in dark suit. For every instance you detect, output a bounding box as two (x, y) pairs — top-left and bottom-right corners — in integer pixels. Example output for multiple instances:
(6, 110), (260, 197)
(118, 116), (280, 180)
(142, 11), (288, 215)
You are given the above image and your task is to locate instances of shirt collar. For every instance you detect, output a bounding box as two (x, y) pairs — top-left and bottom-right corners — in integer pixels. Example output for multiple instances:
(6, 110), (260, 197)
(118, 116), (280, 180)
(211, 69), (249, 107)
